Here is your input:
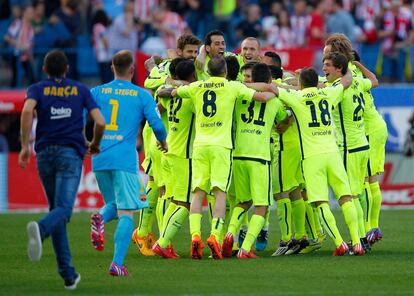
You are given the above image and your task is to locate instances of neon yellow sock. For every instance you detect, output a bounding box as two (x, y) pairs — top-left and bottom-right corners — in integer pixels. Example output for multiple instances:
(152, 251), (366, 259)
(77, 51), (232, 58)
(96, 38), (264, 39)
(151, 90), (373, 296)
(359, 181), (373, 232)
(370, 181), (382, 228)
(341, 201), (360, 246)
(211, 217), (225, 239)
(263, 208), (270, 229)
(207, 194), (214, 222)
(291, 199), (306, 239)
(241, 215), (265, 251)
(221, 197), (234, 243)
(189, 213), (202, 238)
(227, 206), (247, 236)
(317, 203), (343, 247)
(156, 197), (170, 235)
(313, 206), (323, 234)
(305, 203), (317, 240)
(353, 198), (365, 238)
(137, 180), (158, 237)
(241, 210), (249, 229)
(276, 198), (292, 242)
(158, 205), (189, 248)
(161, 202), (177, 234)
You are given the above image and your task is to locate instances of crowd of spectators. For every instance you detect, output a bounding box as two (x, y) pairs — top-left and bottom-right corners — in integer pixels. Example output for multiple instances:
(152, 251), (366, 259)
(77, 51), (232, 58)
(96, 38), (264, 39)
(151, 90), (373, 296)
(0, 0), (414, 87)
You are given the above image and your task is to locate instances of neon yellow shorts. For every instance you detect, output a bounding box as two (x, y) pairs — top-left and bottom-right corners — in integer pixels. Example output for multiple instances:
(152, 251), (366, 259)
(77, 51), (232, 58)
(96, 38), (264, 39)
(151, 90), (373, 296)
(192, 145), (232, 193)
(367, 127), (388, 176)
(167, 154), (192, 203)
(342, 146), (369, 196)
(233, 158), (272, 206)
(272, 147), (304, 194)
(302, 152), (351, 203)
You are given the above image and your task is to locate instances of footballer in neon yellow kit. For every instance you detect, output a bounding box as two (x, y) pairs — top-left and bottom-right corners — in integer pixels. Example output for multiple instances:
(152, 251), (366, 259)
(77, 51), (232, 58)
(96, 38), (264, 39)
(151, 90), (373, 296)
(133, 35), (201, 256)
(195, 30), (236, 81)
(351, 58), (387, 243)
(172, 57), (276, 259)
(222, 63), (290, 259)
(324, 34), (387, 243)
(275, 64), (362, 256)
(326, 62), (372, 251)
(152, 59), (198, 258)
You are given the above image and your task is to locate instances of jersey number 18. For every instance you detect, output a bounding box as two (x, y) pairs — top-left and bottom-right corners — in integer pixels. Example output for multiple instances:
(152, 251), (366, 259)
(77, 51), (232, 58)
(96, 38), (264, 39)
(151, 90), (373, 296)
(306, 99), (331, 127)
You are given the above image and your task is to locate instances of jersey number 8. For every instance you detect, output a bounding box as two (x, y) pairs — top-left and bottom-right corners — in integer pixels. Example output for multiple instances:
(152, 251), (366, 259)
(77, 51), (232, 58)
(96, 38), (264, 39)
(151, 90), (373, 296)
(202, 90), (217, 117)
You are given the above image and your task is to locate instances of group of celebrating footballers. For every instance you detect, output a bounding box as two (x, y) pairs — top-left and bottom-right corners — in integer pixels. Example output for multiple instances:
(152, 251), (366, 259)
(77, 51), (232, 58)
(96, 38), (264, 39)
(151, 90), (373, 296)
(89, 30), (388, 275)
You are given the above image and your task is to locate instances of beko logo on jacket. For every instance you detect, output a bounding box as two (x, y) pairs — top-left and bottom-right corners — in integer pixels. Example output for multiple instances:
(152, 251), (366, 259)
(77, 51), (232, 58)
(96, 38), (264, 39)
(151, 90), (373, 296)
(50, 106), (72, 119)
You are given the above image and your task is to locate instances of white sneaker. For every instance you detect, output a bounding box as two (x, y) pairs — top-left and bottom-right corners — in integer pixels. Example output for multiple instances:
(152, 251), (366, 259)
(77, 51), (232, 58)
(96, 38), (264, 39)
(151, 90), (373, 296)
(64, 273), (81, 290)
(27, 221), (42, 261)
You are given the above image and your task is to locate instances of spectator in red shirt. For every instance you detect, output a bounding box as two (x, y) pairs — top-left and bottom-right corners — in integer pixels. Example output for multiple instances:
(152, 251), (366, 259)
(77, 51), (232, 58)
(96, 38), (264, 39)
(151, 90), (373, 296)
(306, 1), (327, 50)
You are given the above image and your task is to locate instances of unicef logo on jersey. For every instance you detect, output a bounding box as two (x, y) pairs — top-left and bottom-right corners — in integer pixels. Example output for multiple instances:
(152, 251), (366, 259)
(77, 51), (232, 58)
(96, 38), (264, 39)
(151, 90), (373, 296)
(50, 106), (72, 120)
(216, 121), (223, 127)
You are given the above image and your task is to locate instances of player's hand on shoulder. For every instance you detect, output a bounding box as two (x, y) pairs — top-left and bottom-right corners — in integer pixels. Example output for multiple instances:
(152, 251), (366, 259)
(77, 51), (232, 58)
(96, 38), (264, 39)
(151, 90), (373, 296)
(157, 140), (168, 153)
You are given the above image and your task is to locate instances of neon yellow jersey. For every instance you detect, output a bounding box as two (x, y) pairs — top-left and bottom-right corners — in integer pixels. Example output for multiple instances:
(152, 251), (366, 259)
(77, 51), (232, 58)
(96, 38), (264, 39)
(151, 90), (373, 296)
(236, 54), (245, 82)
(177, 76), (255, 149)
(331, 77), (371, 150)
(348, 62), (362, 78)
(196, 52), (236, 81)
(363, 89), (387, 135)
(234, 97), (287, 161)
(144, 60), (171, 90)
(348, 62), (386, 135)
(278, 86), (344, 159)
(161, 93), (195, 159)
(270, 79), (299, 151)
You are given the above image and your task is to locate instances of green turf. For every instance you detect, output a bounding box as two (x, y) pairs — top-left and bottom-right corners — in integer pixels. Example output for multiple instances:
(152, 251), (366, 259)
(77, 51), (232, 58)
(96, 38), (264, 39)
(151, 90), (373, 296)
(0, 210), (413, 295)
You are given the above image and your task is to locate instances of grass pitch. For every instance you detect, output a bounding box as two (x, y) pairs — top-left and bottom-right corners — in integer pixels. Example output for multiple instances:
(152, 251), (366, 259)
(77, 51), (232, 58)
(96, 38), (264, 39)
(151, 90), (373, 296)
(0, 210), (413, 295)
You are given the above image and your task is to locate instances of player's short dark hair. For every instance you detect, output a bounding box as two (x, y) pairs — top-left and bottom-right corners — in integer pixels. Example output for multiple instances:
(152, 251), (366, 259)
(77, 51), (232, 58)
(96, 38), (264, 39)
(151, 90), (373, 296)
(252, 63), (271, 83)
(204, 30), (225, 46)
(240, 62), (258, 72)
(43, 49), (68, 77)
(264, 51), (282, 67)
(208, 57), (227, 77)
(299, 68), (319, 88)
(175, 59), (195, 81)
(323, 52), (348, 75)
(268, 65), (283, 80)
(169, 57), (187, 78)
(112, 50), (134, 76)
(352, 50), (361, 62)
(177, 34), (201, 50)
(225, 56), (240, 81)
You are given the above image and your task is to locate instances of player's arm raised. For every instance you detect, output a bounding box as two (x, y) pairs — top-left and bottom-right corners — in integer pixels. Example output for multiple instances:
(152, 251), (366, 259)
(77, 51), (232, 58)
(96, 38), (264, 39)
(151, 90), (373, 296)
(352, 61), (379, 88)
(195, 44), (206, 72)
